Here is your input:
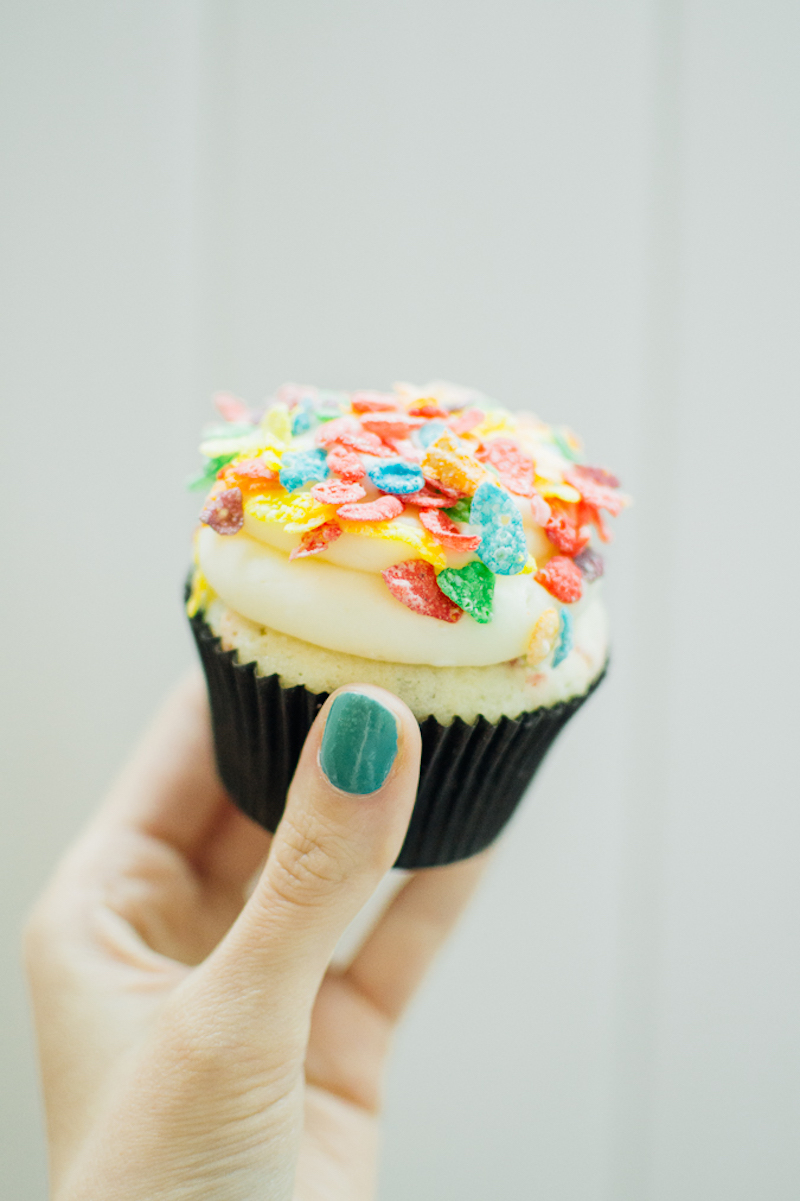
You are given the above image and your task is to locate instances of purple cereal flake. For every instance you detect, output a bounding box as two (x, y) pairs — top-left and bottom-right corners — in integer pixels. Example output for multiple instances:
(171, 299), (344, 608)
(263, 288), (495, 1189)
(573, 546), (605, 582)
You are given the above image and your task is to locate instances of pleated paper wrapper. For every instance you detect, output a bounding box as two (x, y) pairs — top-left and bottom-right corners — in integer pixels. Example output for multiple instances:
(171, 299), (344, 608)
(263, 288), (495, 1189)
(190, 608), (606, 869)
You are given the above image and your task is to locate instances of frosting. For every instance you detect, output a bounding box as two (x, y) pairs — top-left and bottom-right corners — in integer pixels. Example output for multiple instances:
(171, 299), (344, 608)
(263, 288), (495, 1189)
(190, 381), (627, 670)
(197, 524), (601, 666)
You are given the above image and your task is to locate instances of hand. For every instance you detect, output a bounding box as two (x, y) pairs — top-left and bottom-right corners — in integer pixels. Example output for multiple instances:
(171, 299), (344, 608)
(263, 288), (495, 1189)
(25, 675), (486, 1200)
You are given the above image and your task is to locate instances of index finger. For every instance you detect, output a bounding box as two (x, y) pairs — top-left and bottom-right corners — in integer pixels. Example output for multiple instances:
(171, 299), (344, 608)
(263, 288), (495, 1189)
(343, 851), (490, 1023)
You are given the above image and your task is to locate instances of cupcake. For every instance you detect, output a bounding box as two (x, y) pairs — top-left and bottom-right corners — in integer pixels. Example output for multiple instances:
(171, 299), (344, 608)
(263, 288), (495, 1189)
(187, 381), (626, 868)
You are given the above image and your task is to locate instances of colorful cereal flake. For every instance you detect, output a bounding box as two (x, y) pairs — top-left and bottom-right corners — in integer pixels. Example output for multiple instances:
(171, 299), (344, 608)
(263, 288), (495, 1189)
(526, 608), (560, 666)
(418, 508), (481, 553)
(565, 467), (626, 516)
(279, 449), (329, 493)
(187, 452), (237, 492)
(408, 398), (449, 418)
(317, 417), (384, 455)
(544, 500), (590, 557)
(444, 496), (472, 523)
(436, 561), (494, 624)
(262, 402), (293, 444)
(326, 442), (365, 483)
(360, 413), (424, 439)
(422, 431), (486, 496)
(200, 486), (244, 535)
(214, 392), (252, 424)
(535, 555), (583, 603)
(350, 391), (397, 412)
(186, 569), (215, 618)
(402, 486), (453, 508)
(382, 560), (463, 623)
(246, 492), (335, 533)
(551, 609), (573, 668)
(289, 522), (343, 560)
(470, 480), (528, 575)
(336, 494), (405, 522)
(367, 459), (425, 495)
(310, 479), (366, 505)
(448, 407), (485, 436)
(573, 546), (605, 582)
(477, 437), (534, 496)
(226, 455), (280, 492)
(418, 420), (448, 448)
(530, 492), (552, 526)
(290, 395), (316, 435)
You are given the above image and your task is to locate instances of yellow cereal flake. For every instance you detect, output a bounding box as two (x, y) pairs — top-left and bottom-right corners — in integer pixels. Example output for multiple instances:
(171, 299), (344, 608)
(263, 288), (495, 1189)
(338, 518), (447, 570)
(521, 555), (537, 575)
(534, 477), (582, 503)
(233, 447), (282, 473)
(526, 607), (560, 666)
(262, 402), (292, 444)
(471, 409), (515, 440)
(186, 569), (215, 618)
(422, 431), (486, 496)
(245, 492), (335, 533)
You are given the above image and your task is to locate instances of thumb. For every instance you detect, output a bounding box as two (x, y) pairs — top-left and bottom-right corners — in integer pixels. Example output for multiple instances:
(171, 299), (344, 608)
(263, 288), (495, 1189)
(190, 685), (421, 1038)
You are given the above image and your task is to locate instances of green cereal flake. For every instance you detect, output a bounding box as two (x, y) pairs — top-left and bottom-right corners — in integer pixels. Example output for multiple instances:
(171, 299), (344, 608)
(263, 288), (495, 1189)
(436, 561), (495, 624)
(444, 496), (472, 523)
(552, 428), (580, 461)
(187, 453), (236, 491)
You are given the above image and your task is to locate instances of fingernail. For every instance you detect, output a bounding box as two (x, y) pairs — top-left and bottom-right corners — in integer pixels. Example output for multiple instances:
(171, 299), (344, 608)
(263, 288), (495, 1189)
(319, 691), (399, 795)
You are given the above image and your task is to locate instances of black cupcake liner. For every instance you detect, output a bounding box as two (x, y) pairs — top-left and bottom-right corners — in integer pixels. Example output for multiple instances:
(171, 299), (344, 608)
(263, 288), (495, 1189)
(189, 606), (606, 868)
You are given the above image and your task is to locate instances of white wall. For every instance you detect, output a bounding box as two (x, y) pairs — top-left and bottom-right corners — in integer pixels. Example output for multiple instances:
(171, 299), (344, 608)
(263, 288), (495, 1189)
(1, 3), (798, 1198)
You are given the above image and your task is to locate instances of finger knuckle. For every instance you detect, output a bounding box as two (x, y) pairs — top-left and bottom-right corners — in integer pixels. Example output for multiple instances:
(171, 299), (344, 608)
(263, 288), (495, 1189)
(267, 813), (357, 910)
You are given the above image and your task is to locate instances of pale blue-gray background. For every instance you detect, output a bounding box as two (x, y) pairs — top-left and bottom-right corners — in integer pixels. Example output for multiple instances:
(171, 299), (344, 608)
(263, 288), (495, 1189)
(2, 2), (799, 1197)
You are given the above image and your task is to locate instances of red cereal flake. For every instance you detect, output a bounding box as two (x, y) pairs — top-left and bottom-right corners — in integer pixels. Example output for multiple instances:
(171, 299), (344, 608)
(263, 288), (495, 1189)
(530, 492), (552, 526)
(382, 560), (463, 623)
(544, 500), (590, 557)
(448, 407), (485, 435)
(380, 436), (423, 461)
(580, 501), (612, 543)
(477, 437), (535, 496)
(337, 495), (405, 522)
(572, 464), (620, 489)
(350, 392), (397, 412)
(200, 486), (244, 535)
(229, 457), (278, 491)
(403, 486), (453, 508)
(418, 508), (481, 552)
(420, 474), (465, 500)
(535, 555), (583, 603)
(565, 468), (625, 515)
(310, 479), (366, 505)
(214, 391), (250, 423)
(317, 417), (385, 455)
(289, 521), (343, 560)
(361, 413), (425, 440)
(326, 442), (365, 483)
(408, 398), (449, 418)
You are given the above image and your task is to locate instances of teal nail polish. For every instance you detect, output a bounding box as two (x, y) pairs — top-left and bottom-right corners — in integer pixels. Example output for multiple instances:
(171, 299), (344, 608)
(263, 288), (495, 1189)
(319, 692), (398, 794)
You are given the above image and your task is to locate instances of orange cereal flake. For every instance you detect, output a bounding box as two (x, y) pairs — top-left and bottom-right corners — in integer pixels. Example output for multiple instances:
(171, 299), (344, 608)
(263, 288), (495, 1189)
(422, 431), (486, 496)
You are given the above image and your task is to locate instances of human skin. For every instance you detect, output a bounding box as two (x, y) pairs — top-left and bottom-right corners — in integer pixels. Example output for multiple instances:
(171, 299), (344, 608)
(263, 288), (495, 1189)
(25, 675), (487, 1200)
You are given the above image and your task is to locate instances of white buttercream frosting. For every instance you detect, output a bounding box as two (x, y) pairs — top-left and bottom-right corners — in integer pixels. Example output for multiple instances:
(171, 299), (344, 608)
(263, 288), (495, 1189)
(197, 525), (601, 667)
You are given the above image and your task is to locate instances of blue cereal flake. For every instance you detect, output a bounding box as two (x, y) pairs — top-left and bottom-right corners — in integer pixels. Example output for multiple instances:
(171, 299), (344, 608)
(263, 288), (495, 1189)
(471, 481), (528, 575)
(552, 608), (573, 667)
(279, 448), (328, 492)
(418, 420), (447, 448)
(291, 395), (316, 435)
(367, 458), (425, 495)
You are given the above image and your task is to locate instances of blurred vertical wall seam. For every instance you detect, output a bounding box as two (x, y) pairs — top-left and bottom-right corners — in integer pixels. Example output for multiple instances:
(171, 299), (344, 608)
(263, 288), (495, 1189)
(2, 2), (799, 1200)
